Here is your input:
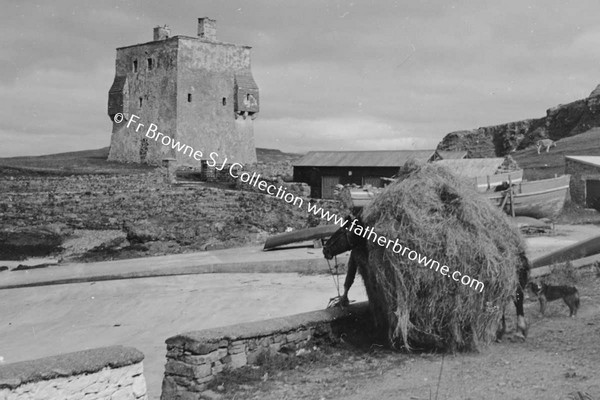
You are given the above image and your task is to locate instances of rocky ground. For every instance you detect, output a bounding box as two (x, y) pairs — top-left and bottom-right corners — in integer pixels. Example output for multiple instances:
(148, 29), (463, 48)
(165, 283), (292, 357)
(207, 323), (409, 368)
(0, 191), (341, 267)
(0, 149), (345, 266)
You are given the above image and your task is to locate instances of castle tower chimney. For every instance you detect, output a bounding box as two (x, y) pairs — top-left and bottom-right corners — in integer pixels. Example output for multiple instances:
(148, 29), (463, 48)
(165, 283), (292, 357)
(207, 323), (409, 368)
(198, 17), (216, 41)
(153, 25), (170, 41)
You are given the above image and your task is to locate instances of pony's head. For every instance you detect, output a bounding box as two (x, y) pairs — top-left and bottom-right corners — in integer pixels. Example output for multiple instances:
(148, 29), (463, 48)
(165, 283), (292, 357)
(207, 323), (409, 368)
(322, 214), (365, 259)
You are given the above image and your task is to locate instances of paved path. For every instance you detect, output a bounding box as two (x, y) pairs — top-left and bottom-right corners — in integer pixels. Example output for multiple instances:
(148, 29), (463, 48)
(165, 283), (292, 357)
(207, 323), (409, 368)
(0, 273), (368, 400)
(1, 224), (597, 291)
(0, 245), (349, 290)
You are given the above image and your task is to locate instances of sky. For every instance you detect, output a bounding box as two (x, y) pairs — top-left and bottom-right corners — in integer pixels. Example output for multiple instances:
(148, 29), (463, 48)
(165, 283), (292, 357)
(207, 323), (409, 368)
(1, 0), (600, 157)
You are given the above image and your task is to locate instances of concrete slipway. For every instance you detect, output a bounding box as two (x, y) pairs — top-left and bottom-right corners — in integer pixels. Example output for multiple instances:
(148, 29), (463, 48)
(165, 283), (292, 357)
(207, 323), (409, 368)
(1, 223), (599, 290)
(0, 245), (350, 290)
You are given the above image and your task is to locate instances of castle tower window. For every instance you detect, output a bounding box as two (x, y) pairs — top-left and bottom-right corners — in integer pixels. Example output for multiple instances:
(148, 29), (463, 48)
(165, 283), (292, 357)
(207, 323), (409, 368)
(188, 93), (192, 102)
(139, 97), (143, 107)
(222, 97), (226, 106)
(133, 59), (138, 72)
(147, 58), (153, 70)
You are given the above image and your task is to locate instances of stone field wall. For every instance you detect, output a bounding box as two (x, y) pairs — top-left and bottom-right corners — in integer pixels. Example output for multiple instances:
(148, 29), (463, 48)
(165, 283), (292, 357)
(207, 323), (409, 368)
(161, 302), (369, 399)
(0, 346), (147, 400)
(0, 168), (334, 251)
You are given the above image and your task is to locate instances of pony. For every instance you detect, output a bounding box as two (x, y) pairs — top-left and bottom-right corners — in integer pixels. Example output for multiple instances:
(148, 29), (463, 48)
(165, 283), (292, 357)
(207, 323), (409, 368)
(537, 139), (557, 154)
(322, 214), (367, 307)
(323, 213), (530, 341)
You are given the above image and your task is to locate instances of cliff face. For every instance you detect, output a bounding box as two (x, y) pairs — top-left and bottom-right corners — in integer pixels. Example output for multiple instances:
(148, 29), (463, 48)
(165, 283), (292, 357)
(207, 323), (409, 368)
(437, 84), (600, 157)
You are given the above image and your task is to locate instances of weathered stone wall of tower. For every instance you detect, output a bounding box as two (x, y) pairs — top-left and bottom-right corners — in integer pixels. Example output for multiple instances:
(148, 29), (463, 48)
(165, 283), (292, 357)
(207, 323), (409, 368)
(176, 38), (258, 167)
(108, 19), (259, 167)
(108, 39), (179, 165)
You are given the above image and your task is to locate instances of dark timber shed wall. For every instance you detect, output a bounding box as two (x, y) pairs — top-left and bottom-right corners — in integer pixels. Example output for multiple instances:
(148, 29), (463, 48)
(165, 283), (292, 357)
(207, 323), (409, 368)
(292, 150), (434, 199)
(294, 166), (399, 198)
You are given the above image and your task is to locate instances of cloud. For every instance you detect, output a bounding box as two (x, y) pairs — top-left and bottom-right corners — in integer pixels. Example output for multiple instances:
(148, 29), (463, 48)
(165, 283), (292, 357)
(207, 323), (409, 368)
(255, 117), (437, 154)
(1, 0), (600, 157)
(0, 66), (113, 156)
(0, 130), (108, 158)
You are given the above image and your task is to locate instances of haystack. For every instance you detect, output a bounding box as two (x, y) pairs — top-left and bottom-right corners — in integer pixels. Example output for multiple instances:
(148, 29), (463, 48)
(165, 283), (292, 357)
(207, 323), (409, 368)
(360, 161), (526, 351)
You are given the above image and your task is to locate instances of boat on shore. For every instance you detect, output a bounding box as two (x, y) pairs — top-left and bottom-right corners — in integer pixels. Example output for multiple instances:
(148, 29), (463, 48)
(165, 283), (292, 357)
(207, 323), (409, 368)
(486, 174), (570, 219)
(341, 174), (570, 219)
(471, 169), (523, 192)
(263, 224), (340, 250)
(262, 175), (570, 250)
(433, 159), (523, 192)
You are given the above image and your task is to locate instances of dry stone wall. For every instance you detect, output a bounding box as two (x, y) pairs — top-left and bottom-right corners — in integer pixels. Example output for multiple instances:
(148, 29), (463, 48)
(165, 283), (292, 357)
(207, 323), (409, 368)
(0, 169), (330, 252)
(0, 346), (146, 400)
(161, 302), (369, 399)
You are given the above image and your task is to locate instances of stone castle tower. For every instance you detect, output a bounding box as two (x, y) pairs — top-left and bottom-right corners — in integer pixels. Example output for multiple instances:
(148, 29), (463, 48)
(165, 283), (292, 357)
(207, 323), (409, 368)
(107, 18), (259, 166)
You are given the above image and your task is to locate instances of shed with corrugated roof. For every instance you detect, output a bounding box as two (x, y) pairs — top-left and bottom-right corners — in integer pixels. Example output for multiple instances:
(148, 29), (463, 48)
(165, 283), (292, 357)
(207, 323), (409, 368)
(292, 150), (434, 198)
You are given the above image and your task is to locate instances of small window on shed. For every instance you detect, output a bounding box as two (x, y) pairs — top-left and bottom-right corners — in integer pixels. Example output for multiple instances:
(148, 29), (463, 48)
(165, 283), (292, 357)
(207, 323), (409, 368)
(147, 58), (153, 70)
(139, 97), (143, 107)
(222, 97), (227, 106)
(187, 93), (192, 102)
(133, 59), (138, 72)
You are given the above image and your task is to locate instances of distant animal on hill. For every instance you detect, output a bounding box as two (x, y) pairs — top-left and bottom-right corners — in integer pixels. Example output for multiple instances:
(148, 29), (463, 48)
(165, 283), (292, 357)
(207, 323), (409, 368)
(537, 139), (557, 154)
(530, 282), (579, 317)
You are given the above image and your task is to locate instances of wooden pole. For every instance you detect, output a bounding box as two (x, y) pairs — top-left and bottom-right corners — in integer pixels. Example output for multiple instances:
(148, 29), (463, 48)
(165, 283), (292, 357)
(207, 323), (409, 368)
(500, 190), (510, 211)
(508, 175), (515, 217)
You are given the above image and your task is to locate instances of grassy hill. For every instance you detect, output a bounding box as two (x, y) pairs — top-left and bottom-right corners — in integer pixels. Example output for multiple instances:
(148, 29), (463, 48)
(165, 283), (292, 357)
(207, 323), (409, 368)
(256, 147), (304, 163)
(513, 128), (600, 180)
(0, 147), (303, 176)
(0, 147), (152, 175)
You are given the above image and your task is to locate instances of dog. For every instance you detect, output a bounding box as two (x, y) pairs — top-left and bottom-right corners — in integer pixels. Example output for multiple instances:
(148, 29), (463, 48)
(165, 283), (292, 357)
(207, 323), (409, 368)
(530, 282), (580, 317)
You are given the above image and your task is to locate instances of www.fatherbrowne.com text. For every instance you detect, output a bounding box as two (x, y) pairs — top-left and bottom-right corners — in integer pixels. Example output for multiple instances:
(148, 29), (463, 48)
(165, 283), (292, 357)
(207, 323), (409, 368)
(113, 113), (485, 293)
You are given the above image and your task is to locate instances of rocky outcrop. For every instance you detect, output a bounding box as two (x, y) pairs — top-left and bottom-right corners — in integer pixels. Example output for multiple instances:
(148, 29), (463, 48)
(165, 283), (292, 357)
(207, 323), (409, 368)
(0, 223), (72, 260)
(589, 84), (600, 98)
(123, 219), (168, 243)
(437, 84), (600, 157)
